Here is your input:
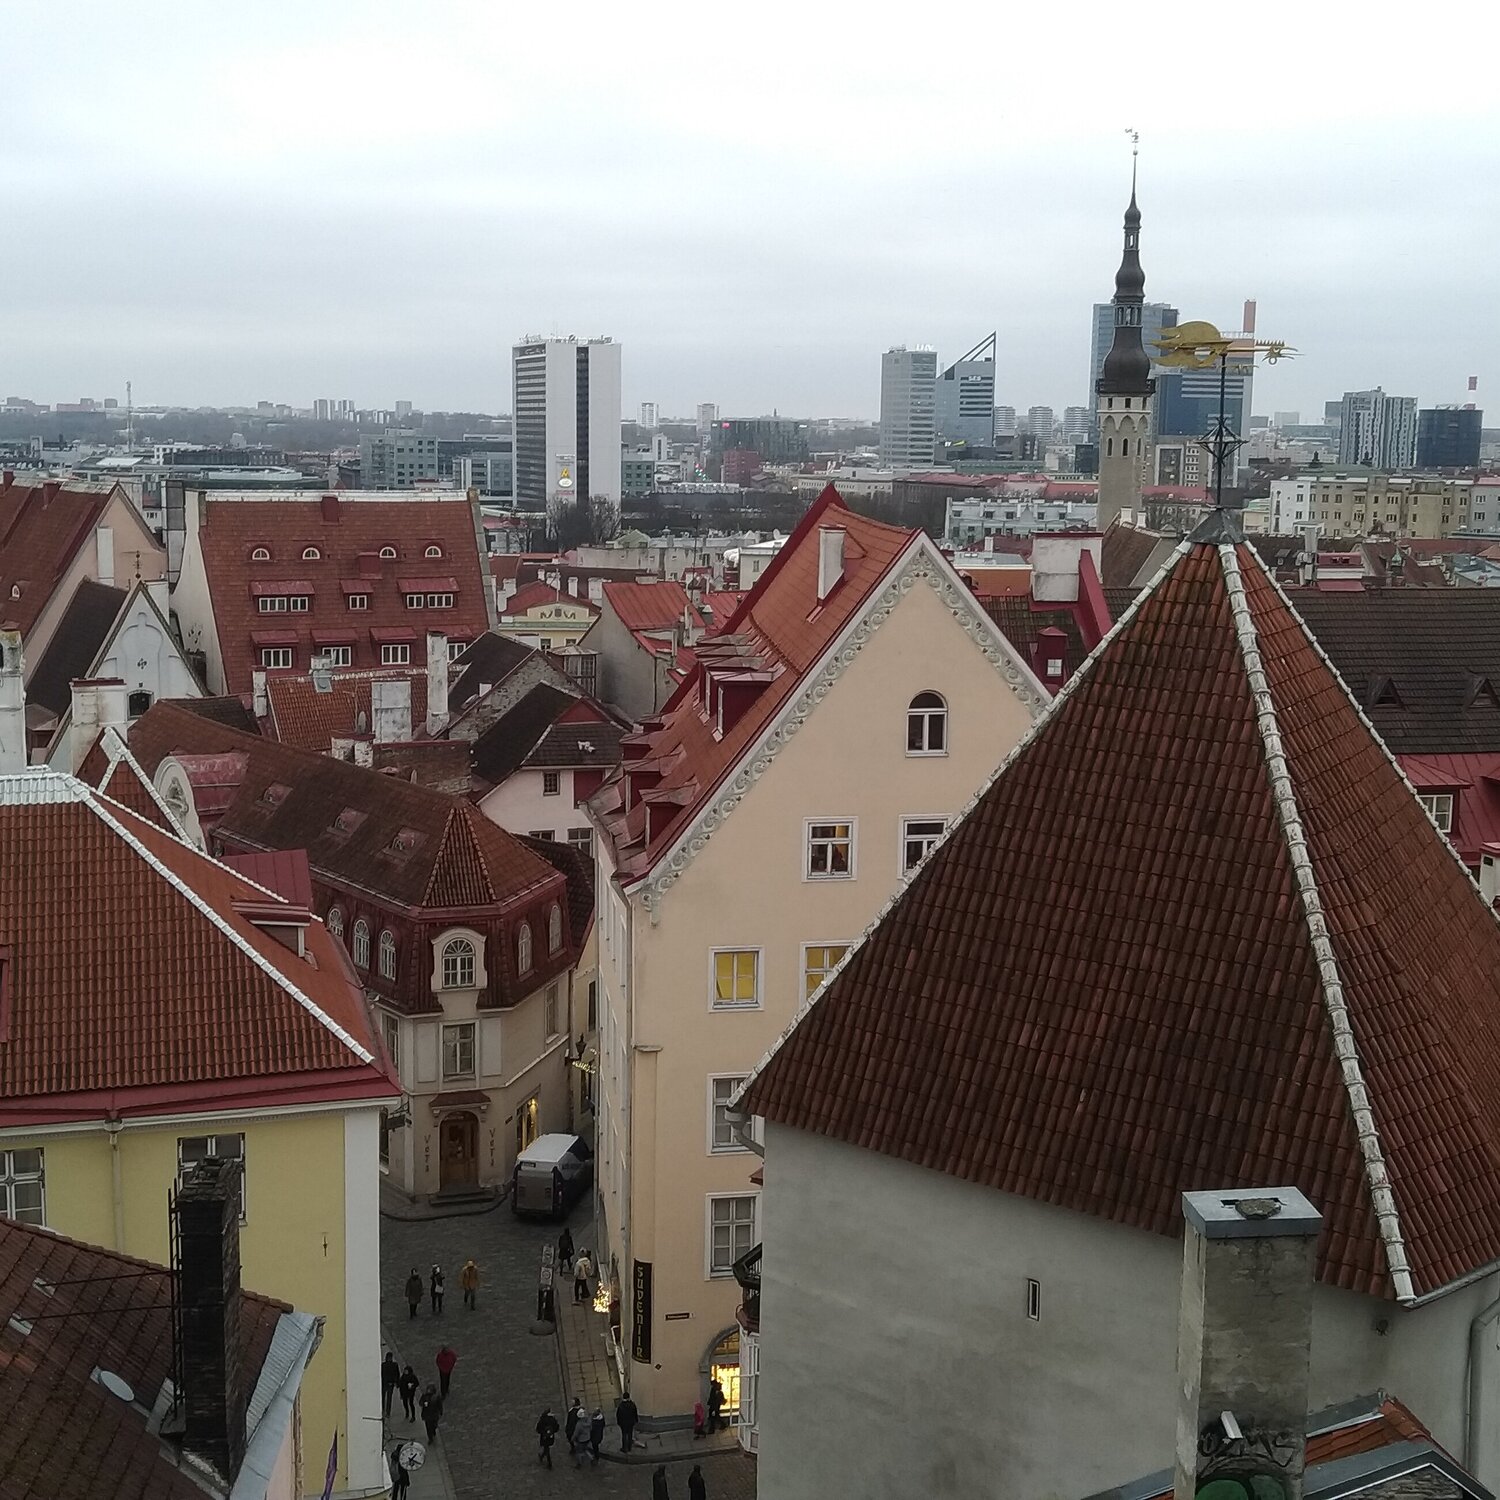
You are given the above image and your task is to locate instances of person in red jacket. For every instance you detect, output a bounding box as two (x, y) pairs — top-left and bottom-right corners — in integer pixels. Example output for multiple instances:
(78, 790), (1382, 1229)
(435, 1345), (457, 1399)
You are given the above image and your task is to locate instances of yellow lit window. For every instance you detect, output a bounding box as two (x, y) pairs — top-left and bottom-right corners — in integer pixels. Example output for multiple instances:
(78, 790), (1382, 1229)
(804, 944), (849, 997)
(713, 950), (759, 1008)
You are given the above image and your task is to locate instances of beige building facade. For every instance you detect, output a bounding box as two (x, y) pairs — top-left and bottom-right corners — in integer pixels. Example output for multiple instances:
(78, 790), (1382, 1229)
(1270, 470), (1476, 536)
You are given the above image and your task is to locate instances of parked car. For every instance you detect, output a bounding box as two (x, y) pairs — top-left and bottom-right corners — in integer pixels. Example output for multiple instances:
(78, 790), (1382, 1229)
(511, 1133), (594, 1218)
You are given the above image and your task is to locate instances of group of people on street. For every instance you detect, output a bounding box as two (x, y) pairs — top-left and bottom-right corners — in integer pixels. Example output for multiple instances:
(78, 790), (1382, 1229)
(557, 1226), (597, 1305)
(535, 1399), (609, 1468)
(381, 1342), (459, 1447)
(654, 1462), (709, 1499)
(404, 1259), (480, 1318)
(692, 1378), (727, 1438)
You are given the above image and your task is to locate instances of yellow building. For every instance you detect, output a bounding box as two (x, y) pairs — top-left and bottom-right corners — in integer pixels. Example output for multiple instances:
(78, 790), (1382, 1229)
(496, 581), (600, 648)
(586, 488), (1049, 1418)
(0, 763), (398, 1497)
(1271, 470), (1474, 536)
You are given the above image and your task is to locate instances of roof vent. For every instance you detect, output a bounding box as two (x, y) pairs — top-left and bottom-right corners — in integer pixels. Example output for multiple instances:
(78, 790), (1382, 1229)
(816, 527), (846, 603)
(258, 782), (290, 808)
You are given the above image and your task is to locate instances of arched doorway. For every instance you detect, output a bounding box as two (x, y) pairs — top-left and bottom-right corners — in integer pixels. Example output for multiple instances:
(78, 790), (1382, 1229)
(439, 1112), (479, 1190)
(700, 1326), (741, 1424)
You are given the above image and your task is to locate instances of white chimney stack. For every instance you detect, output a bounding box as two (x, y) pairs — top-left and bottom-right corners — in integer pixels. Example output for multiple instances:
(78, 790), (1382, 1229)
(1481, 847), (1500, 908)
(372, 677), (412, 745)
(95, 523), (115, 588)
(0, 630), (26, 773)
(251, 669), (268, 721)
(816, 527), (846, 602)
(426, 632), (448, 737)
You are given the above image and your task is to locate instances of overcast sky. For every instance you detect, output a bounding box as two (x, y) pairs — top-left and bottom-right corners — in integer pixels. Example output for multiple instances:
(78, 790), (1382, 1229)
(5, 1), (1496, 421)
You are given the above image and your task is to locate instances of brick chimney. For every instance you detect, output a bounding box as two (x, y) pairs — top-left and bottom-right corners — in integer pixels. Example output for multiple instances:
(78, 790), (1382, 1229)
(0, 629), (25, 773)
(1173, 1186), (1323, 1500)
(175, 1156), (247, 1484)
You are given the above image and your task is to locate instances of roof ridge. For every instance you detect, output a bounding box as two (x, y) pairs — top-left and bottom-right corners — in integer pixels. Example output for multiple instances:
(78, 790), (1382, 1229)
(79, 783), (376, 1068)
(94, 726), (188, 835)
(1219, 540), (1415, 1302)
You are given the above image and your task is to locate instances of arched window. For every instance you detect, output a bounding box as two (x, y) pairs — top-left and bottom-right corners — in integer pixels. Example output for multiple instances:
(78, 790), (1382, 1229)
(425, 544), (443, 558)
(353, 919), (370, 968)
(328, 906), (344, 939)
(442, 937), (476, 989)
(1106, 437), (1114, 456)
(547, 902), (562, 954)
(379, 546), (397, 560)
(127, 689), (153, 717)
(379, 929), (397, 980)
(517, 922), (533, 975)
(251, 546), (271, 561)
(1121, 437), (1129, 456)
(906, 691), (947, 755)
(302, 546), (321, 560)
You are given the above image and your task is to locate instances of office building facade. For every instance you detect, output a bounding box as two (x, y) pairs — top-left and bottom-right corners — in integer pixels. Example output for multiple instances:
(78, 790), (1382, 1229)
(935, 334), (996, 448)
(879, 347), (938, 468)
(358, 429), (438, 488)
(1088, 300), (1177, 416)
(512, 336), (623, 505)
(1417, 407), (1483, 469)
(1338, 389), (1418, 470)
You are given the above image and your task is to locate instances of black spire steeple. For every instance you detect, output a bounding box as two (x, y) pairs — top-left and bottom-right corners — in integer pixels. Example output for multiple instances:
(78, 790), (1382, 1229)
(1097, 158), (1153, 396)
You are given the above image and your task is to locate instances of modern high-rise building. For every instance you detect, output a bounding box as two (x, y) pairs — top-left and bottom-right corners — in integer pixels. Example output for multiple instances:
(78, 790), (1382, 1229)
(639, 402), (659, 430)
(994, 406), (1017, 439)
(696, 402), (719, 436)
(359, 429), (439, 488)
(879, 347), (938, 469)
(1026, 406), (1056, 444)
(511, 336), (622, 505)
(934, 334), (996, 448)
(312, 398), (332, 421)
(1088, 300), (1177, 414)
(1338, 389), (1418, 470)
(394, 399), (413, 419)
(1417, 407), (1483, 469)
(1062, 406), (1092, 444)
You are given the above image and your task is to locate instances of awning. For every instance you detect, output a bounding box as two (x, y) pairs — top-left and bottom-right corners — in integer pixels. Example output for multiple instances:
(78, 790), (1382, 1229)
(369, 627), (418, 644)
(311, 629), (357, 645)
(250, 580), (315, 597)
(340, 579), (375, 596)
(398, 576), (460, 594)
(250, 628), (299, 646)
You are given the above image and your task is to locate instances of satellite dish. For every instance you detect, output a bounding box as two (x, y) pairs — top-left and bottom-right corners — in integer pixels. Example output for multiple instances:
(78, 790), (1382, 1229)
(93, 1368), (135, 1403)
(397, 1441), (426, 1471)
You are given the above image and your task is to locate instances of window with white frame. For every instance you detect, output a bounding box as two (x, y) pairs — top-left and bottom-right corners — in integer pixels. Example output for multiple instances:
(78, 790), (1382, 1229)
(250, 547), (271, 561)
(323, 645), (352, 667)
(258, 596), (288, 613)
(907, 691), (948, 754)
(347, 593), (369, 611)
(327, 905), (344, 938)
(544, 983), (559, 1038)
(709, 1076), (750, 1153)
(426, 593), (454, 609)
(803, 943), (849, 997)
(1419, 792), (1455, 833)
(448, 639), (468, 661)
(901, 816), (948, 874)
(707, 1194), (757, 1276)
(711, 949), (759, 1009)
(379, 929), (397, 980)
(0, 1149), (45, 1226)
(261, 648), (292, 670)
(442, 1022), (476, 1078)
(425, 545), (443, 558)
(441, 937), (475, 989)
(381, 1012), (400, 1069)
(381, 644), (411, 665)
(177, 1134), (246, 1220)
(379, 546), (397, 559)
(353, 919), (370, 968)
(547, 903), (562, 953)
(302, 546), (321, 560)
(567, 826), (594, 856)
(405, 594), (424, 609)
(517, 922), (533, 974)
(542, 771), (560, 797)
(806, 820), (854, 879)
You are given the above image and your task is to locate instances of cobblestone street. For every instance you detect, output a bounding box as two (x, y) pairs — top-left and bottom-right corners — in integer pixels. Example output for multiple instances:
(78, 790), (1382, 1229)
(381, 1200), (757, 1500)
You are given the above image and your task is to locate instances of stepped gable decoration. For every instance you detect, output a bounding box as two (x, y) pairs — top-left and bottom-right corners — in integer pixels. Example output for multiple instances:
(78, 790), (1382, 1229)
(740, 510), (1500, 1304)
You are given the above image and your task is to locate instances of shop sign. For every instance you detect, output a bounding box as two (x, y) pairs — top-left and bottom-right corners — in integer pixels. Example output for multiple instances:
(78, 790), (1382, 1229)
(631, 1259), (653, 1363)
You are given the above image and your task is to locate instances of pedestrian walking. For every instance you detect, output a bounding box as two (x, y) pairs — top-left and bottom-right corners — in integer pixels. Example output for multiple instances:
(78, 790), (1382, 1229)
(564, 1397), (585, 1466)
(536, 1406), (560, 1468)
(429, 1263), (445, 1314)
(573, 1247), (594, 1304)
(616, 1390), (639, 1452)
(404, 1267), (422, 1318)
(380, 1350), (400, 1417)
(435, 1345), (457, 1399)
(460, 1257), (479, 1310)
(653, 1464), (671, 1500)
(419, 1385), (443, 1444)
(688, 1463), (707, 1500)
(707, 1376), (725, 1433)
(558, 1225), (574, 1271)
(398, 1364), (419, 1422)
(588, 1407), (606, 1464)
(389, 1446), (411, 1500)
(693, 1398), (706, 1438)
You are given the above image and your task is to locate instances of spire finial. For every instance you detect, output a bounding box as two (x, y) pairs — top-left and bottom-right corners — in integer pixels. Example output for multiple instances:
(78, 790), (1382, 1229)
(1125, 127), (1139, 201)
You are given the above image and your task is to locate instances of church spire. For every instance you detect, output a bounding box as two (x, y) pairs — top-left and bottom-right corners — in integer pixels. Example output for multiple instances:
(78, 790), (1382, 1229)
(1098, 148), (1151, 394)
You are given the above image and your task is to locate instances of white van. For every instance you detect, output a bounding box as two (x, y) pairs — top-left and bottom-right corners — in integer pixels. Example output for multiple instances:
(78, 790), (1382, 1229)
(511, 1133), (594, 1218)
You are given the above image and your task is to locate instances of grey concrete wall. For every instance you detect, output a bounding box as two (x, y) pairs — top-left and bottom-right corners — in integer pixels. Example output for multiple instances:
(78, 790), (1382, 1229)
(585, 608), (668, 722)
(756, 1123), (1500, 1500)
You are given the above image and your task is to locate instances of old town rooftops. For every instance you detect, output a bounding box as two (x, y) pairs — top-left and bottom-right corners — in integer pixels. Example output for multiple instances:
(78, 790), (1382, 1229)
(740, 513), (1500, 1305)
(0, 767), (393, 1124)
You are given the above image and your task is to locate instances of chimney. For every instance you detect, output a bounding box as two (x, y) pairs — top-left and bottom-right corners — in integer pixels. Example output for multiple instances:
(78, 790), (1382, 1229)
(319, 493), (340, 523)
(1173, 1187), (1322, 1500)
(1481, 845), (1500, 908)
(0, 630), (25, 773)
(372, 677), (412, 744)
(816, 527), (846, 602)
(69, 677), (127, 773)
(41, 480), (59, 503)
(251, 669), (268, 721)
(1299, 525), (1319, 587)
(2, 470), (13, 490)
(175, 1156), (248, 1484)
(95, 523), (115, 587)
(352, 738), (374, 767)
(425, 631), (448, 736)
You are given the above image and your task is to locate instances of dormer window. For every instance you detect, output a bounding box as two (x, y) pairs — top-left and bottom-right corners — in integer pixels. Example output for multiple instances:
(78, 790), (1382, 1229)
(258, 782), (290, 808)
(302, 546), (321, 560)
(517, 922), (533, 975)
(386, 828), (424, 857)
(425, 545), (443, 558)
(347, 593), (369, 611)
(380, 546), (397, 560)
(379, 930), (397, 980)
(251, 546), (271, 561)
(1419, 792), (1455, 834)
(442, 937), (476, 989)
(406, 594), (424, 609)
(547, 902), (562, 954)
(352, 919), (370, 968)
(327, 906), (344, 938)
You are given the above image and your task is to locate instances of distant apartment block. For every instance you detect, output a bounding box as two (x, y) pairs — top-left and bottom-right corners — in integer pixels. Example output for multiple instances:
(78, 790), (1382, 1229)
(512, 336), (623, 506)
(1338, 389), (1418, 469)
(879, 346), (937, 468)
(945, 494), (1098, 543)
(359, 429), (438, 488)
(1269, 470), (1478, 536)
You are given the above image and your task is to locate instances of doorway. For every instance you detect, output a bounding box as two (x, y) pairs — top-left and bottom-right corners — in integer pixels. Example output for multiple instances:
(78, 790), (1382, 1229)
(439, 1112), (478, 1190)
(704, 1326), (741, 1419)
(515, 1095), (540, 1157)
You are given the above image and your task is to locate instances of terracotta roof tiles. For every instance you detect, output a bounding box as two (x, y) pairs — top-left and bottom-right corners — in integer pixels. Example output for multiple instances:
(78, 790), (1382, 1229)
(601, 580), (694, 633)
(265, 667), (431, 751)
(0, 481), (122, 638)
(501, 581), (599, 618)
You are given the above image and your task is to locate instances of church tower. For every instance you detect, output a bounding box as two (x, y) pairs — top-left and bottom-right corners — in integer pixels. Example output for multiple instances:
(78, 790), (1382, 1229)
(1095, 174), (1155, 529)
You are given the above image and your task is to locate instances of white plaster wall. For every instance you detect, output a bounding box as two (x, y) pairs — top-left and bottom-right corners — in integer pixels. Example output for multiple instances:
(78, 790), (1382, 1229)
(478, 767), (584, 841)
(756, 1123), (1500, 1500)
(170, 495), (224, 693)
(342, 1107), (386, 1493)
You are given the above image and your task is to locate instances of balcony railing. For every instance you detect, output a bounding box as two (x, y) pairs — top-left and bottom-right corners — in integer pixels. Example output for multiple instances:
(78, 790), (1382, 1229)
(733, 1241), (761, 1326)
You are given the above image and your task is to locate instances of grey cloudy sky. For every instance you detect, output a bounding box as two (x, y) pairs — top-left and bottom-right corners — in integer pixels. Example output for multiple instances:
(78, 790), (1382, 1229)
(5, 1), (1497, 420)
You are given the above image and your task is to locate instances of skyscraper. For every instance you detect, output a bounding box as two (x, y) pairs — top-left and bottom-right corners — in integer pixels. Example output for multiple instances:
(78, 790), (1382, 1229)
(879, 347), (938, 469)
(696, 402), (719, 436)
(1026, 406), (1056, 444)
(1095, 180), (1156, 530)
(1088, 300), (1177, 415)
(1062, 406), (1092, 444)
(639, 402), (659, 430)
(1417, 407), (1482, 469)
(994, 406), (1017, 439)
(1338, 389), (1417, 469)
(934, 334), (996, 448)
(511, 336), (622, 505)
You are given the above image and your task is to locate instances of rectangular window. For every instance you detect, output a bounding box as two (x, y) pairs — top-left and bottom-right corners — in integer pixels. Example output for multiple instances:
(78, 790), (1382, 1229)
(381, 644), (411, 665)
(543, 771), (561, 797)
(528, 829), (555, 841)
(1419, 792), (1455, 833)
(1026, 1278), (1041, 1321)
(587, 979), (597, 1031)
(0, 1148), (45, 1226)
(323, 645), (352, 667)
(257, 596), (287, 613)
(568, 826), (594, 856)
(711, 949), (760, 1009)
(707, 1194), (757, 1277)
(901, 817), (947, 874)
(260, 647), (292, 669)
(544, 983), (559, 1039)
(177, 1134), (246, 1220)
(709, 1075), (750, 1153)
(379, 1108), (390, 1167)
(803, 943), (849, 997)
(442, 1022), (476, 1079)
(406, 594), (424, 609)
(448, 639), (468, 662)
(347, 593), (369, 611)
(381, 1012), (400, 1069)
(288, 596), (309, 612)
(806, 820), (854, 879)
(426, 593), (454, 609)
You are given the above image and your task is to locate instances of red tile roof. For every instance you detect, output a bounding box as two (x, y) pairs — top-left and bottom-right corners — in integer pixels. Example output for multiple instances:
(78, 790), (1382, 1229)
(0, 769), (394, 1124)
(192, 495), (489, 694)
(264, 667), (431, 752)
(501, 581), (599, 618)
(742, 518), (1500, 1303)
(1400, 752), (1500, 868)
(601, 580), (694, 633)
(0, 1216), (290, 1500)
(0, 480), (127, 638)
(76, 726), (183, 834)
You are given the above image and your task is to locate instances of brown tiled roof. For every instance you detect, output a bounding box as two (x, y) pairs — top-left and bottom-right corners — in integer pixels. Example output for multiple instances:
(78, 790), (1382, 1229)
(742, 523), (1500, 1303)
(1291, 591), (1500, 754)
(0, 770), (392, 1123)
(193, 494), (489, 694)
(0, 1216), (289, 1500)
(470, 685), (620, 785)
(521, 835), (596, 947)
(601, 580), (694, 632)
(981, 597), (1087, 671)
(24, 579), (127, 717)
(501, 581), (599, 618)
(448, 631), (538, 713)
(173, 695), (262, 734)
(0, 481), (119, 637)
(76, 727), (182, 834)
(265, 667), (430, 751)
(1100, 521), (1168, 589)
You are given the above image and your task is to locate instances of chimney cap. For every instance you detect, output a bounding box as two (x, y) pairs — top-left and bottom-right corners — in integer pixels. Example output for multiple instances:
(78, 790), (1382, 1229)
(1182, 1186), (1322, 1241)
